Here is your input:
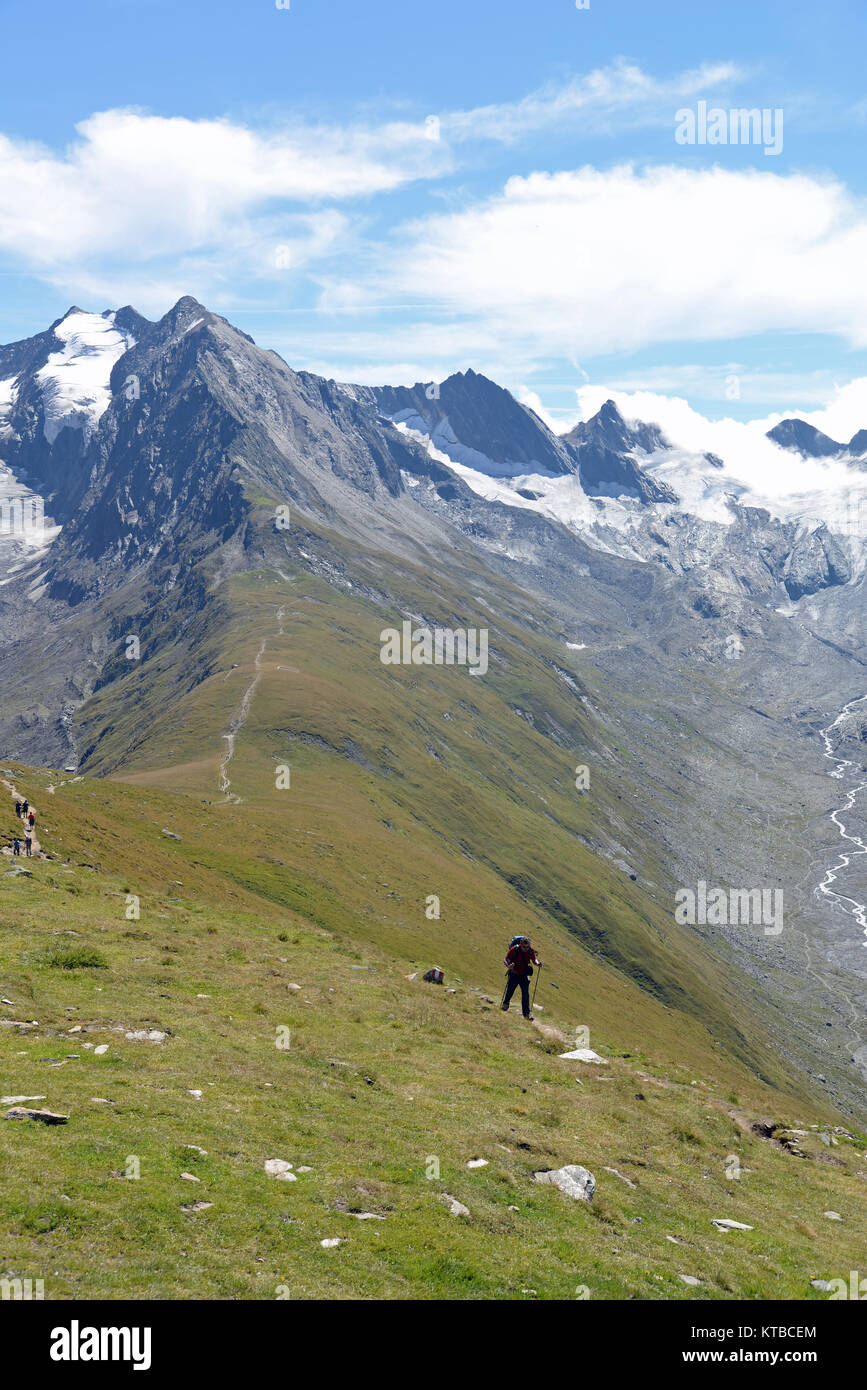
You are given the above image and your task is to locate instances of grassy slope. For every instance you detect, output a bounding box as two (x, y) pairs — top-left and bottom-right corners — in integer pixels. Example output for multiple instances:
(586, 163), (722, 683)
(81, 552), (826, 1097)
(2, 554), (865, 1299)
(1, 769), (865, 1300)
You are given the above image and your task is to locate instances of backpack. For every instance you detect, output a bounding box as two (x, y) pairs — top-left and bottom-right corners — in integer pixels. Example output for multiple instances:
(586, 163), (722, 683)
(506, 937), (533, 974)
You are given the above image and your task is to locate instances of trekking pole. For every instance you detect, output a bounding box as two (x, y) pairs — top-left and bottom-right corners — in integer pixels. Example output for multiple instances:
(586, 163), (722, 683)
(500, 972), (510, 1009)
(531, 962), (541, 1008)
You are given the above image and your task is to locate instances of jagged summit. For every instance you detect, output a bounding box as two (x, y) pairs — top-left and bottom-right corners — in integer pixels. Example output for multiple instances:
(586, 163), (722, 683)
(563, 399), (675, 504)
(766, 417), (845, 458)
(369, 368), (577, 479)
(847, 427), (867, 455)
(564, 398), (668, 455)
(764, 416), (867, 460)
(157, 294), (209, 329)
(366, 375), (675, 501)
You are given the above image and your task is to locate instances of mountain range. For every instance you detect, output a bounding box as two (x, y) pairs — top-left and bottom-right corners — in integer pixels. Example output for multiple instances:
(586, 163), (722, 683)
(1, 295), (865, 1129)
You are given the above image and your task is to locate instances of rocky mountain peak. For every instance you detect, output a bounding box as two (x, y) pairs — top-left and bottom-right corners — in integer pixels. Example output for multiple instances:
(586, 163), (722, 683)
(565, 399), (669, 456)
(562, 401), (674, 503)
(766, 418), (844, 458)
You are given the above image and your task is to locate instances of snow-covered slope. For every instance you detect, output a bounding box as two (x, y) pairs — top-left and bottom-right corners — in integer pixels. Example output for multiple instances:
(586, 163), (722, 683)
(397, 386), (867, 599)
(394, 418), (653, 559)
(0, 377), (17, 439)
(390, 407), (555, 478)
(36, 310), (136, 445)
(642, 440), (867, 535)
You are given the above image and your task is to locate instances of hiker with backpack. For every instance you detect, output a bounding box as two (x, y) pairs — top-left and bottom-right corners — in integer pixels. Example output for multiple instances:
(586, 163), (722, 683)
(28, 811), (35, 829)
(14, 800), (21, 818)
(501, 935), (540, 1021)
(24, 833), (32, 858)
(13, 838), (20, 856)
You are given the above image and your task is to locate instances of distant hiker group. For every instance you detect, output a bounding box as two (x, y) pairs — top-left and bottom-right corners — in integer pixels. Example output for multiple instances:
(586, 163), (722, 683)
(501, 935), (540, 1020)
(12, 798), (35, 857)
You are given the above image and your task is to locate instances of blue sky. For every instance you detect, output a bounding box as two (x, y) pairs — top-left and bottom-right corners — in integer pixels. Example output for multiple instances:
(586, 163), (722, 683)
(2, 0), (867, 431)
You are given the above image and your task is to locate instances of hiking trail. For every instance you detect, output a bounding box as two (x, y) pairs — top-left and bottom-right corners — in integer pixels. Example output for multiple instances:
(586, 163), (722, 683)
(218, 603), (286, 803)
(2, 778), (44, 859)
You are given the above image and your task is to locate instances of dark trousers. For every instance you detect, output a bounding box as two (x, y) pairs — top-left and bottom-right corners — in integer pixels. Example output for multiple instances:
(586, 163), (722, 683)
(503, 971), (531, 1015)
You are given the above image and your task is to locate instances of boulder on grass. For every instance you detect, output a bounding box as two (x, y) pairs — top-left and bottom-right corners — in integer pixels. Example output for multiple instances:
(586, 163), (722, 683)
(534, 1164), (596, 1202)
(4, 1107), (68, 1125)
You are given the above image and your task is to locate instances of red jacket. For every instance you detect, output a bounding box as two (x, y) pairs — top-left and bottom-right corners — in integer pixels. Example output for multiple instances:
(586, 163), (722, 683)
(505, 944), (537, 976)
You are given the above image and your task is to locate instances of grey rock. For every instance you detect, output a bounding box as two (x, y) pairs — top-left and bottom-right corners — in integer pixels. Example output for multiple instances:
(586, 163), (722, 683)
(534, 1164), (596, 1202)
(264, 1158), (297, 1181)
(4, 1106), (68, 1124)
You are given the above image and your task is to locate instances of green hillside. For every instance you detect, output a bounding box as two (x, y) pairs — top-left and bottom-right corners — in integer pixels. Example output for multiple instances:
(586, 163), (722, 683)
(1, 556), (865, 1300)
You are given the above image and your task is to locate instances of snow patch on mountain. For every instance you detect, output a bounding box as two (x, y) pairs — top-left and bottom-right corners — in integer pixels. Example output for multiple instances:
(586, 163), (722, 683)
(642, 443), (867, 570)
(0, 465), (59, 563)
(37, 311), (135, 445)
(0, 377), (17, 439)
(394, 419), (650, 559)
(640, 448), (742, 524)
(391, 408), (556, 479)
(0, 377), (58, 563)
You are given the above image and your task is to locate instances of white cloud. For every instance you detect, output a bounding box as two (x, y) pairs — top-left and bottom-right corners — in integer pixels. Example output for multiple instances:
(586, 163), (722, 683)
(3, 65), (866, 428)
(571, 375), (867, 458)
(0, 108), (446, 309)
(799, 378), (867, 442)
(0, 61), (763, 312)
(516, 369), (848, 436)
(268, 319), (520, 386)
(443, 59), (748, 143)
(364, 164), (867, 362)
(561, 364), (842, 408)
